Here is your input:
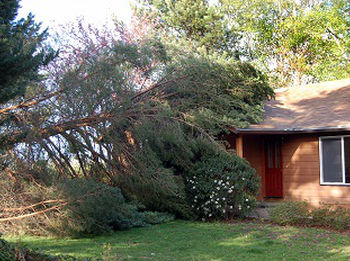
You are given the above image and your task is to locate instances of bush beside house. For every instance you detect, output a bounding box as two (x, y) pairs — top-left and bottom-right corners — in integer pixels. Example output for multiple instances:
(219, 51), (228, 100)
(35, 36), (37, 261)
(269, 201), (350, 230)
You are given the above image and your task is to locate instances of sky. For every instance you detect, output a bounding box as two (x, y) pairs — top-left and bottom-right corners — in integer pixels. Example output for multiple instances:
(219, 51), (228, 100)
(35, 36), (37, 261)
(17, 0), (134, 30)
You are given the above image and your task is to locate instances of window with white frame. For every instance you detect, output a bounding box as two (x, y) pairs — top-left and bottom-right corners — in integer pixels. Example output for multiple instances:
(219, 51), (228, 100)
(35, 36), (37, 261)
(320, 136), (350, 185)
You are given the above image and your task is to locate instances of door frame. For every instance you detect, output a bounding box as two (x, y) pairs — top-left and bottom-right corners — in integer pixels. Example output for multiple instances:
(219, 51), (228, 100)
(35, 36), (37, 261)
(262, 136), (284, 198)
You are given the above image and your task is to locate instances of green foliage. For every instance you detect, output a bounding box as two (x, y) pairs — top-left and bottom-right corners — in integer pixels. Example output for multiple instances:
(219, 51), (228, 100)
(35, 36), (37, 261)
(0, 0), (56, 104)
(269, 201), (350, 230)
(269, 201), (311, 225)
(48, 179), (172, 237)
(222, 0), (350, 87)
(142, 211), (175, 225)
(0, 173), (173, 238)
(128, 118), (260, 220)
(50, 179), (142, 236)
(0, 237), (15, 261)
(311, 204), (350, 230)
(138, 0), (240, 57)
(118, 119), (197, 219)
(185, 149), (259, 219)
(142, 0), (350, 87)
(163, 57), (273, 135)
(0, 20), (271, 234)
(67, 48), (270, 219)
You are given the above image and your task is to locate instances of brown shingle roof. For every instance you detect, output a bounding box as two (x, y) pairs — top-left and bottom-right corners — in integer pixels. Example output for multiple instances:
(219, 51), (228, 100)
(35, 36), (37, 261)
(243, 79), (350, 132)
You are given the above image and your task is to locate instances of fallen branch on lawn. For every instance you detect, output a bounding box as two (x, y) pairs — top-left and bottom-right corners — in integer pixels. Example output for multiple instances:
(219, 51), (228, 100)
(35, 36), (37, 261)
(2, 199), (66, 212)
(0, 202), (68, 222)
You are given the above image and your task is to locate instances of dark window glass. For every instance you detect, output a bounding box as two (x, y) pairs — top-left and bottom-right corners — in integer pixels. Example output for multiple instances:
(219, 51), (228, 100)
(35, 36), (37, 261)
(344, 138), (350, 183)
(322, 138), (343, 183)
(275, 142), (280, 168)
(267, 143), (273, 168)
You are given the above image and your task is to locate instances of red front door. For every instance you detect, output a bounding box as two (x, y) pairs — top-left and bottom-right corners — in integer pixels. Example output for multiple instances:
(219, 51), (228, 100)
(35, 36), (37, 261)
(265, 139), (283, 197)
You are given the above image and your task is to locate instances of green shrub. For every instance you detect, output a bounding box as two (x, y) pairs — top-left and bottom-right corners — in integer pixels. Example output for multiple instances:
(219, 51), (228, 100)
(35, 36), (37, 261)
(0, 237), (15, 261)
(122, 117), (262, 221)
(142, 211), (175, 224)
(118, 119), (197, 220)
(312, 205), (350, 230)
(0, 175), (174, 237)
(116, 153), (195, 220)
(332, 207), (350, 230)
(49, 179), (171, 237)
(269, 201), (350, 230)
(269, 201), (311, 225)
(310, 205), (333, 227)
(185, 150), (260, 219)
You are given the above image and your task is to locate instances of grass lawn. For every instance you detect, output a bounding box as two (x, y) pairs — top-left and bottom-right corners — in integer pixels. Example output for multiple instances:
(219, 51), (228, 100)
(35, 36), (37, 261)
(6, 220), (350, 260)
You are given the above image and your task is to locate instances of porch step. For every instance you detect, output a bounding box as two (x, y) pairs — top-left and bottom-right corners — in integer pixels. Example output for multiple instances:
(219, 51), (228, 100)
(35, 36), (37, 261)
(250, 201), (281, 220)
(258, 201), (281, 208)
(250, 207), (270, 219)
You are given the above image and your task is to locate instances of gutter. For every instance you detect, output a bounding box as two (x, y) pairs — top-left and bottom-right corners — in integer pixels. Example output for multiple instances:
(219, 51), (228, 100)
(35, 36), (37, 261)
(234, 126), (350, 135)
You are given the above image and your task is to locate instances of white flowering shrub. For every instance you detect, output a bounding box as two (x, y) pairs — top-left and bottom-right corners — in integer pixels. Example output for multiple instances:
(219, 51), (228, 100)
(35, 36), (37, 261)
(185, 151), (259, 219)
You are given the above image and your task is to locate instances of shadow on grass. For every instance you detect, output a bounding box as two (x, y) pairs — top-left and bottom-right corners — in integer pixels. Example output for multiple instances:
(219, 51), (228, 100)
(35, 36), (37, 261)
(6, 221), (350, 260)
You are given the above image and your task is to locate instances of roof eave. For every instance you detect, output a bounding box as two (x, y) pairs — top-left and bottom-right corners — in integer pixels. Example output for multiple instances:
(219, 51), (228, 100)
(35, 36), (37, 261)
(234, 126), (350, 135)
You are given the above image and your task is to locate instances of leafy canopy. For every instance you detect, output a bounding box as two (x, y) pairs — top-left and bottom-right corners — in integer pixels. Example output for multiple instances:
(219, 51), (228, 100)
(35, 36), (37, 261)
(140, 0), (350, 87)
(221, 0), (350, 87)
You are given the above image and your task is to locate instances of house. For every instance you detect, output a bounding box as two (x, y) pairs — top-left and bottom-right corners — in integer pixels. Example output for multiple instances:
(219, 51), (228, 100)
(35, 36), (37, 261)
(228, 79), (350, 206)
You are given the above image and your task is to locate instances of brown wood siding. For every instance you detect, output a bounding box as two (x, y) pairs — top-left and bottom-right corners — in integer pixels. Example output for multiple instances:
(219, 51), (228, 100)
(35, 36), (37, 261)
(282, 134), (350, 207)
(242, 135), (264, 199)
(239, 134), (350, 207)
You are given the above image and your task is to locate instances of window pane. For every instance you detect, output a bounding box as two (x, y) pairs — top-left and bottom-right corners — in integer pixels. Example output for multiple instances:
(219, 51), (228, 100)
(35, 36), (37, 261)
(275, 142), (280, 168)
(344, 138), (350, 183)
(321, 138), (342, 183)
(267, 143), (273, 168)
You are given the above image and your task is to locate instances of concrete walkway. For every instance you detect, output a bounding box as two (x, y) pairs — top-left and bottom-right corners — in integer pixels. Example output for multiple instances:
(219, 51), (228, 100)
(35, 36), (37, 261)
(250, 201), (281, 220)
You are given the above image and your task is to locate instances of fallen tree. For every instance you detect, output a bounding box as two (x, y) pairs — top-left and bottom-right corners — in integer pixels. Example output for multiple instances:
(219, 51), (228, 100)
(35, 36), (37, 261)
(0, 18), (273, 229)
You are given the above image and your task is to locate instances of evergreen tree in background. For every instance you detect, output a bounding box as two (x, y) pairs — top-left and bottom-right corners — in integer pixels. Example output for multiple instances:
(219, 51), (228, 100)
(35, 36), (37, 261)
(139, 0), (350, 87)
(0, 0), (56, 104)
(137, 0), (242, 58)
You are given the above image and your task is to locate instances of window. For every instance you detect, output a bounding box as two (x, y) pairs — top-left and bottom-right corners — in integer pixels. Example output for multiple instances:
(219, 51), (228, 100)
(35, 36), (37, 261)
(266, 141), (281, 169)
(320, 136), (350, 185)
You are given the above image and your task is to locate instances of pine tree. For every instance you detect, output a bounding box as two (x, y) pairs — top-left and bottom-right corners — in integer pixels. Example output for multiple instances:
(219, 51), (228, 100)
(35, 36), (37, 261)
(137, 0), (241, 58)
(0, 0), (56, 104)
